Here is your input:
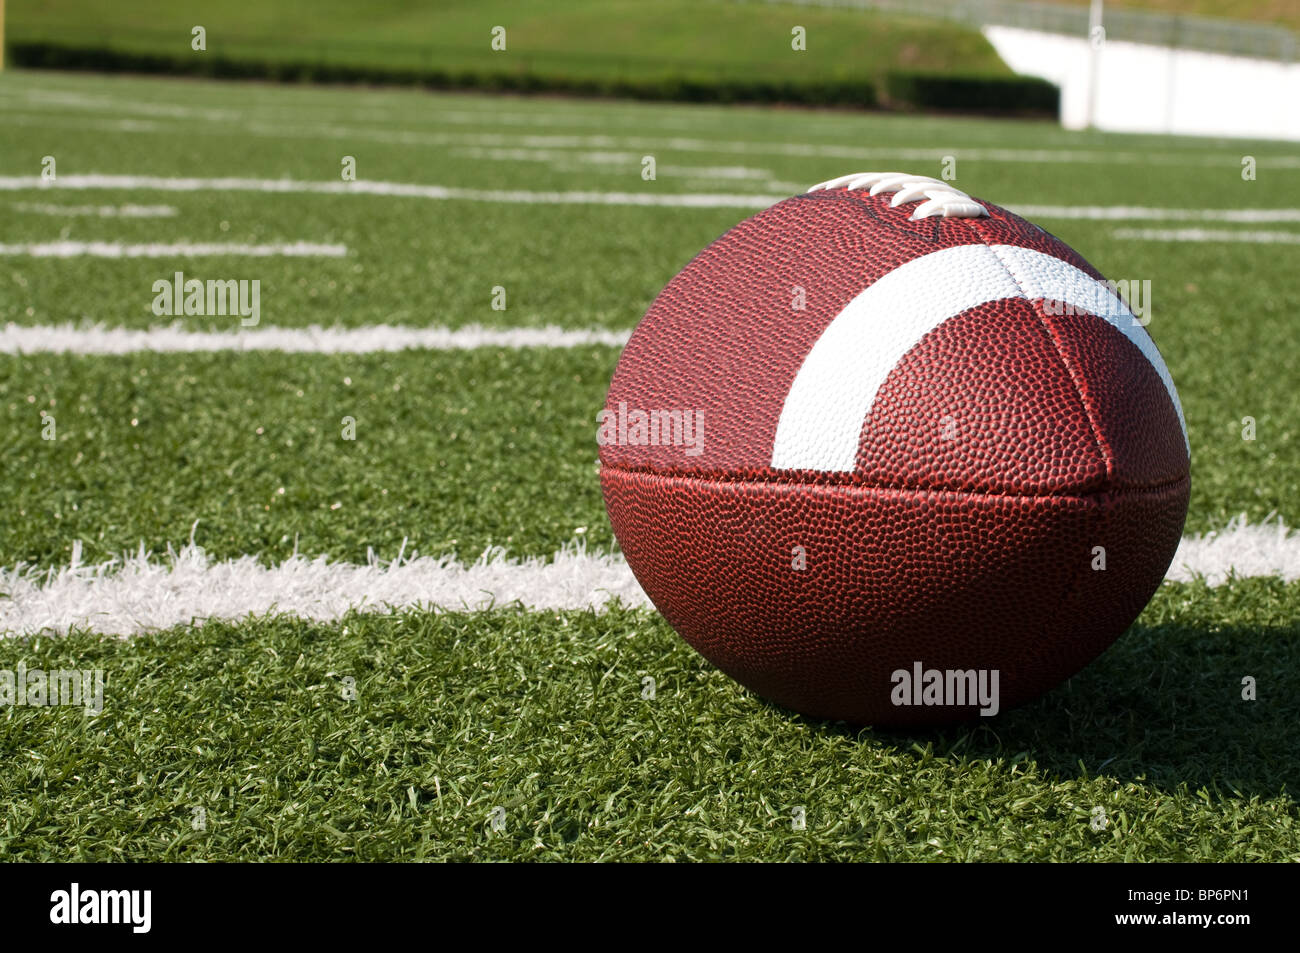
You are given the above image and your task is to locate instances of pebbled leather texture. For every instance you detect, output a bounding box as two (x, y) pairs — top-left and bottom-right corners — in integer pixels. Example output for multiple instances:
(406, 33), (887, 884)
(600, 183), (1191, 726)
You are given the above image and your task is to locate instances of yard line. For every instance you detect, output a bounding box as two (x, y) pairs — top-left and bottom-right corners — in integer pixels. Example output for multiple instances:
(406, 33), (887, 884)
(0, 174), (782, 208)
(0, 322), (631, 354)
(1013, 206), (1300, 223)
(0, 240), (348, 258)
(1165, 514), (1300, 587)
(1, 174), (1295, 221)
(1112, 228), (1300, 244)
(0, 88), (245, 121)
(10, 106), (1300, 168)
(0, 517), (1293, 637)
(0, 540), (652, 638)
(451, 146), (779, 181)
(11, 202), (179, 218)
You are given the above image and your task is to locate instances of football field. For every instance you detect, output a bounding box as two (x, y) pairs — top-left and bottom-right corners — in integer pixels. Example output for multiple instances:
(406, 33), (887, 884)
(1, 69), (1298, 860)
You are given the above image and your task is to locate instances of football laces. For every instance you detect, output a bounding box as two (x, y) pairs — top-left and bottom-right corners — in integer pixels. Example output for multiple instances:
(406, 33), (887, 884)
(808, 171), (989, 221)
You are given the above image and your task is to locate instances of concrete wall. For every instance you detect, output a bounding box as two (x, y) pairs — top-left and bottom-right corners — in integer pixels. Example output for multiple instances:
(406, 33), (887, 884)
(984, 26), (1300, 141)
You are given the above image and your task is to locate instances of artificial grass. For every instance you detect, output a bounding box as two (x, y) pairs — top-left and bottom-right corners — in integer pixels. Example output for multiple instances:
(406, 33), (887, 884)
(0, 347), (617, 567)
(1, 578), (1296, 861)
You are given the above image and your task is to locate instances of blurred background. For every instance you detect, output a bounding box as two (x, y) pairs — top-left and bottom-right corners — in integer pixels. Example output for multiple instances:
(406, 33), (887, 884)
(4, 0), (1297, 137)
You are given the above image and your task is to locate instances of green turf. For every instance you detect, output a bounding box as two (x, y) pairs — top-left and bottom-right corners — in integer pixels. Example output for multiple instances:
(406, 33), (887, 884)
(1, 578), (1296, 861)
(0, 69), (1298, 861)
(6, 0), (1010, 82)
(1, 347), (617, 567)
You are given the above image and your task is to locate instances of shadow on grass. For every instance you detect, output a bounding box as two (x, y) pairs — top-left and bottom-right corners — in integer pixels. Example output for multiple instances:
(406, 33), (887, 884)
(853, 617), (1300, 797)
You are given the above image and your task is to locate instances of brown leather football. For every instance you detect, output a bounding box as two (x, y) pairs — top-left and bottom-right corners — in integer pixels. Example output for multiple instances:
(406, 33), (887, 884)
(599, 172), (1190, 726)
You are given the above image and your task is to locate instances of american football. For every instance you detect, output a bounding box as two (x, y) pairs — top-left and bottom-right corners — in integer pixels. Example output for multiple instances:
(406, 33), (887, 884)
(601, 172), (1190, 725)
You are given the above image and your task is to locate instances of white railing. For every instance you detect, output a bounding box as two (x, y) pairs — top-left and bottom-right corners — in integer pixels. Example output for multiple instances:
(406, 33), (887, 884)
(735, 0), (1297, 61)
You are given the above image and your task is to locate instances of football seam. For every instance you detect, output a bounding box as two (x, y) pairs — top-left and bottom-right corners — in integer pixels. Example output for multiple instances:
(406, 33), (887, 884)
(598, 465), (1191, 505)
(966, 221), (1117, 484)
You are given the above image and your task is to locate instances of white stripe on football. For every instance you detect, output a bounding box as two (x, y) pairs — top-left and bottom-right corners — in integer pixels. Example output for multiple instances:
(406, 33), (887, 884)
(770, 243), (1188, 473)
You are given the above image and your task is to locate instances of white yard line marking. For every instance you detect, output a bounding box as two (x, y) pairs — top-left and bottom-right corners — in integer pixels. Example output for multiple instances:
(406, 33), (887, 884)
(0, 174), (782, 208)
(11, 202), (179, 218)
(0, 174), (1294, 221)
(0, 517), (1293, 637)
(0, 240), (347, 258)
(8, 103), (1300, 168)
(451, 146), (778, 180)
(1, 88), (245, 121)
(0, 541), (652, 637)
(1166, 514), (1300, 586)
(1014, 206), (1300, 223)
(0, 322), (631, 354)
(1112, 228), (1300, 243)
